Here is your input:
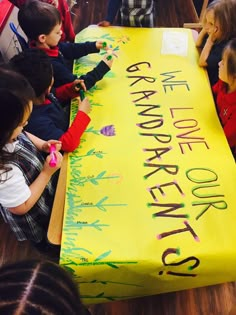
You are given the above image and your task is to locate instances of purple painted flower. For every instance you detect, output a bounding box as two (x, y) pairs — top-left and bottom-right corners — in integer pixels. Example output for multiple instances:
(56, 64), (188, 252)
(100, 125), (116, 136)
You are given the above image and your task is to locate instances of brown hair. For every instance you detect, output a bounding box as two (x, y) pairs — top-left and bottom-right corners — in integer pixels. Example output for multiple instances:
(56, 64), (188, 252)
(223, 38), (236, 79)
(18, 0), (61, 41)
(205, 0), (236, 41)
(0, 260), (88, 314)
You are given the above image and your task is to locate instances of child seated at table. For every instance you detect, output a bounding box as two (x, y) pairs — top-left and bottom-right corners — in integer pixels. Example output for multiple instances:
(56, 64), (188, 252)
(0, 67), (63, 245)
(9, 0), (75, 42)
(18, 0), (113, 88)
(98, 0), (156, 27)
(212, 38), (236, 159)
(195, 0), (236, 86)
(10, 49), (91, 153)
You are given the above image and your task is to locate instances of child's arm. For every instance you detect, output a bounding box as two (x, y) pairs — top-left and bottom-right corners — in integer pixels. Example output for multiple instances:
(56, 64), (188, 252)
(59, 42), (100, 60)
(59, 97), (91, 152)
(55, 79), (86, 102)
(198, 35), (214, 67)
(79, 53), (113, 90)
(98, 0), (121, 26)
(26, 132), (62, 152)
(8, 148), (63, 215)
(195, 28), (208, 47)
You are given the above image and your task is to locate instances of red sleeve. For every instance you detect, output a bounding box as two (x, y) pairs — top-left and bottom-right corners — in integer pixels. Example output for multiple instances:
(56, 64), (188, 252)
(58, 0), (75, 42)
(55, 82), (78, 102)
(59, 110), (91, 152)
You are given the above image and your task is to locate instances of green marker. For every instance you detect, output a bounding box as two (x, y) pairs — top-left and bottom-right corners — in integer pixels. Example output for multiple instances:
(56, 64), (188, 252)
(76, 83), (85, 100)
(79, 89), (85, 101)
(102, 41), (107, 48)
(107, 55), (112, 61)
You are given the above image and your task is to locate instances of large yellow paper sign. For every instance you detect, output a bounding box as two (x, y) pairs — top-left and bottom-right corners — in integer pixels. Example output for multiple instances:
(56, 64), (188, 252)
(60, 26), (236, 304)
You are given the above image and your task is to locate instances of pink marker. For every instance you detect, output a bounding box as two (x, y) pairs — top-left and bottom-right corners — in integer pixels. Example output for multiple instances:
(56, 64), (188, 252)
(49, 144), (57, 167)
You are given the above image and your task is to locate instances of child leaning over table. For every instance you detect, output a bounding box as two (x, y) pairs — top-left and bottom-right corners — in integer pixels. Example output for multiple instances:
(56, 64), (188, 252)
(98, 0), (156, 27)
(10, 49), (91, 153)
(9, 0), (75, 42)
(195, 0), (236, 86)
(212, 38), (236, 160)
(18, 0), (113, 88)
(0, 67), (63, 246)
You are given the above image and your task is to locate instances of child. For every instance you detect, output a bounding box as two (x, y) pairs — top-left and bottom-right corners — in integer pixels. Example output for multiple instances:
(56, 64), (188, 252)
(98, 0), (155, 27)
(0, 67), (63, 244)
(0, 260), (91, 315)
(10, 49), (91, 152)
(212, 38), (236, 159)
(195, 0), (236, 86)
(9, 0), (75, 42)
(18, 0), (113, 88)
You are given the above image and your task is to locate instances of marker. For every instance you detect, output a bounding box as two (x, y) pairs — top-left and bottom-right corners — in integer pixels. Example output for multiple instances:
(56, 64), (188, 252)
(79, 89), (85, 101)
(107, 55), (112, 60)
(76, 83), (85, 100)
(102, 41), (107, 48)
(49, 144), (57, 167)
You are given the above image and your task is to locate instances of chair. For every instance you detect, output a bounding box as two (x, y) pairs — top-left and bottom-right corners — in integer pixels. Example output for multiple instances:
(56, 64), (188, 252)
(183, 0), (209, 29)
(9, 22), (28, 51)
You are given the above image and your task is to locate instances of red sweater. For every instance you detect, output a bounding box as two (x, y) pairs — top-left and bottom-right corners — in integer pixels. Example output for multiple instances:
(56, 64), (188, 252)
(9, 0), (75, 42)
(212, 80), (236, 149)
(44, 83), (90, 152)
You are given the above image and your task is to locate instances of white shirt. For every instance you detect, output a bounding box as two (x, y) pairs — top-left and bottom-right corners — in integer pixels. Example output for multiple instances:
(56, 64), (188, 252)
(0, 141), (31, 208)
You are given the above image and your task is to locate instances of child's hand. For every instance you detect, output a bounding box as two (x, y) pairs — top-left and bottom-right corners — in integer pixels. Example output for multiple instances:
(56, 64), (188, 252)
(78, 97), (91, 115)
(96, 40), (108, 50)
(42, 140), (62, 153)
(44, 150), (63, 174)
(102, 53), (114, 68)
(97, 20), (111, 27)
(73, 79), (86, 93)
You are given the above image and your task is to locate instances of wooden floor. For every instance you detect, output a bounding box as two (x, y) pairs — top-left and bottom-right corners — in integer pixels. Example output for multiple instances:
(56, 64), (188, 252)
(0, 0), (235, 314)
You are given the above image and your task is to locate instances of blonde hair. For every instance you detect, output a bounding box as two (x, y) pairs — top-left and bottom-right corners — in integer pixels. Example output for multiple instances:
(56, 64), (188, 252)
(205, 0), (236, 41)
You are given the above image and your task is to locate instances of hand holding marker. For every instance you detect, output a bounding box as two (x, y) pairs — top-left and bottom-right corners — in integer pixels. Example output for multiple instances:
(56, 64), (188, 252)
(49, 144), (57, 167)
(103, 41), (112, 61)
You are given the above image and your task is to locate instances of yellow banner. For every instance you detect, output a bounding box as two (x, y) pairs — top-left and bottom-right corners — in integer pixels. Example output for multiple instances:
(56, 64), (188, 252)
(60, 26), (236, 304)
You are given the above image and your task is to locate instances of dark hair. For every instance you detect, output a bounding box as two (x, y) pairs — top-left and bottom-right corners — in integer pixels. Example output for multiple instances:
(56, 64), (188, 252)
(18, 0), (61, 41)
(10, 49), (53, 97)
(224, 38), (236, 79)
(206, 0), (236, 41)
(0, 260), (88, 314)
(0, 67), (34, 177)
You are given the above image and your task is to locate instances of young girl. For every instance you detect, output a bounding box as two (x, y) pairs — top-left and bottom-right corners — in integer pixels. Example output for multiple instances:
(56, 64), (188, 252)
(0, 67), (63, 244)
(195, 0), (236, 86)
(212, 38), (236, 159)
(98, 0), (155, 27)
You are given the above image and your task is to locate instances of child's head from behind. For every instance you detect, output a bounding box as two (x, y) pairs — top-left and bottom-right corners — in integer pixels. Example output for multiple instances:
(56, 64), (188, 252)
(0, 68), (34, 148)
(218, 39), (236, 88)
(10, 49), (54, 98)
(18, 0), (62, 46)
(204, 0), (236, 41)
(0, 260), (87, 314)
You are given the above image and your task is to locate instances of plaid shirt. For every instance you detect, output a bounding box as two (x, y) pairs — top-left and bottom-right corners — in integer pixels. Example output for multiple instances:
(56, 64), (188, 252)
(121, 0), (154, 27)
(0, 133), (56, 243)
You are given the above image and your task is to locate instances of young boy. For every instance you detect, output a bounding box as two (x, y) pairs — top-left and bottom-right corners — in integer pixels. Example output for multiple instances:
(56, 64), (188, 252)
(10, 49), (91, 152)
(9, 0), (75, 42)
(18, 0), (113, 88)
(98, 0), (155, 27)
